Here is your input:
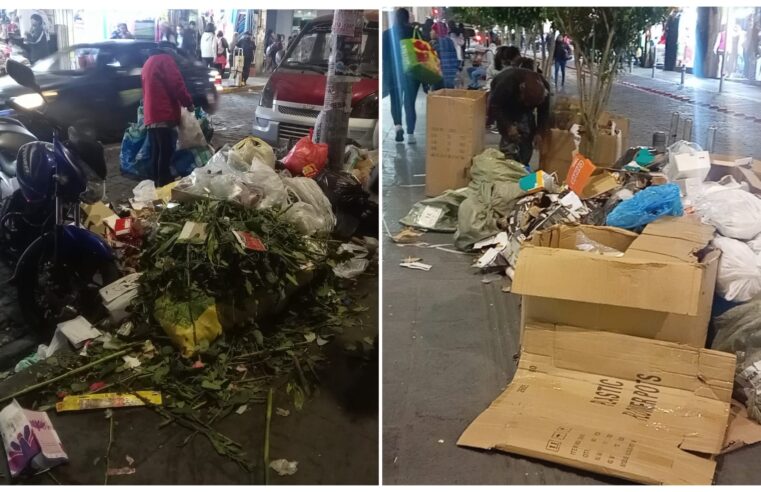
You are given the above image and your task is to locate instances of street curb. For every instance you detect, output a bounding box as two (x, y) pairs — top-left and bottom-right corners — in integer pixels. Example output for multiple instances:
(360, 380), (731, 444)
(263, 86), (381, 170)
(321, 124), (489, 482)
(220, 85), (265, 95)
(618, 80), (761, 124)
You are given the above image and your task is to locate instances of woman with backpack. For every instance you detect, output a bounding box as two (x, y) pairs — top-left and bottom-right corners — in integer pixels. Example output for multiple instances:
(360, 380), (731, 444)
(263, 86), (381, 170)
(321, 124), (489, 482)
(214, 30), (229, 76)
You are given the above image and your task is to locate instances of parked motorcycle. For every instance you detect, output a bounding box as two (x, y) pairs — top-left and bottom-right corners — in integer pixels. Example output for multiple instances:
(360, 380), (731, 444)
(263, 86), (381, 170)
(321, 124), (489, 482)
(0, 59), (120, 340)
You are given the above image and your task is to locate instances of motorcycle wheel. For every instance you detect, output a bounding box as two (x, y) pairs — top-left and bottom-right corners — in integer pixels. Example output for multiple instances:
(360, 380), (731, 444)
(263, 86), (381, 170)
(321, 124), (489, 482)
(16, 235), (120, 341)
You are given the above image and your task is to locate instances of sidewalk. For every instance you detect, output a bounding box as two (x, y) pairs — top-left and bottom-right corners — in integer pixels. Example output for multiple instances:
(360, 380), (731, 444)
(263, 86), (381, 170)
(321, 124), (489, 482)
(219, 74), (269, 95)
(381, 75), (761, 485)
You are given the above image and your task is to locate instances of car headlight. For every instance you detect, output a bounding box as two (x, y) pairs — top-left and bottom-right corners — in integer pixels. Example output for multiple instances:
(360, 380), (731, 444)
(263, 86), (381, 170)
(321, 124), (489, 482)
(351, 93), (378, 119)
(11, 93), (44, 110)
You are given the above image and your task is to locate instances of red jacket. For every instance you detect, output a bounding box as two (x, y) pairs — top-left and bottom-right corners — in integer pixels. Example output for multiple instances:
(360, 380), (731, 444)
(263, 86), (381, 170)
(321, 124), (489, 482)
(141, 53), (193, 126)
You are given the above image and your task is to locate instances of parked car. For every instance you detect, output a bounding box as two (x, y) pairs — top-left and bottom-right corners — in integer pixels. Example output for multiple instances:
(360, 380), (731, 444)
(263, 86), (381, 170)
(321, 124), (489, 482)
(0, 40), (219, 142)
(252, 13), (379, 150)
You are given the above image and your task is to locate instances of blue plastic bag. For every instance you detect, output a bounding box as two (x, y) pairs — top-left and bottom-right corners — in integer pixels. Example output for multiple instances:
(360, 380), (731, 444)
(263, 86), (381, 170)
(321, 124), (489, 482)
(606, 183), (683, 230)
(119, 123), (153, 178)
(172, 146), (213, 178)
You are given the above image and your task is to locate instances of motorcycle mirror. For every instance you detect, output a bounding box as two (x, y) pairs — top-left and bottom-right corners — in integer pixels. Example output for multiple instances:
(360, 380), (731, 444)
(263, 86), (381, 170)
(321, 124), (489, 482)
(6, 59), (41, 93)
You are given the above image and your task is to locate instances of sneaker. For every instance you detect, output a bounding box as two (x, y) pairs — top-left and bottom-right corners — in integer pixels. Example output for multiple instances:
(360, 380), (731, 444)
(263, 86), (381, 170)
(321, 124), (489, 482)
(395, 125), (404, 142)
(407, 134), (417, 144)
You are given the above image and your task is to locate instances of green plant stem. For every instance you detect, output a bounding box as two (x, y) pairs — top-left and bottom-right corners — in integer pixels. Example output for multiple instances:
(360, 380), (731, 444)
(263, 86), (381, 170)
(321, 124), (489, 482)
(0, 344), (142, 405)
(232, 342), (311, 362)
(264, 388), (273, 485)
(104, 413), (114, 485)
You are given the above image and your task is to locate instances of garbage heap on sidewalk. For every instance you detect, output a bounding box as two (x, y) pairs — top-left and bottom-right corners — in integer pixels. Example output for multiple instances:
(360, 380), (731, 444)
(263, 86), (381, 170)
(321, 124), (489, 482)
(400, 90), (761, 485)
(0, 132), (378, 480)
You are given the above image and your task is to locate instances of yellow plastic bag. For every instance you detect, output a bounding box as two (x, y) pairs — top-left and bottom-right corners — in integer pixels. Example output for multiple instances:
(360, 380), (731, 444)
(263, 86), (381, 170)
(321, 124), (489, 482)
(154, 293), (222, 357)
(232, 137), (276, 169)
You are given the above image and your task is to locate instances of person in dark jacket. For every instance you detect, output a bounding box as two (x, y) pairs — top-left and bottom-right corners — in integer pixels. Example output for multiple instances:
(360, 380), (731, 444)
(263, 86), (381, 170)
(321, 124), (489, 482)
(141, 45), (194, 186)
(490, 67), (551, 167)
(554, 35), (571, 88)
(180, 21), (198, 59)
(25, 14), (49, 64)
(382, 8), (419, 144)
(236, 32), (255, 83)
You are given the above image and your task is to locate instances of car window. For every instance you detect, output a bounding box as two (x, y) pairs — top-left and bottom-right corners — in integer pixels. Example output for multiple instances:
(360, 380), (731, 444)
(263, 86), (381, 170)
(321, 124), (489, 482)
(33, 47), (101, 73)
(284, 24), (378, 77)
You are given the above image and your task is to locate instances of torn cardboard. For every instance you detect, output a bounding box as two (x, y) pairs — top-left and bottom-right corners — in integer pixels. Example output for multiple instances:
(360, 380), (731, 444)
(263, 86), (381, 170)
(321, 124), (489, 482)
(707, 154), (761, 195)
(425, 90), (487, 197)
(720, 400), (761, 455)
(565, 154), (620, 199)
(458, 323), (735, 485)
(513, 216), (719, 347)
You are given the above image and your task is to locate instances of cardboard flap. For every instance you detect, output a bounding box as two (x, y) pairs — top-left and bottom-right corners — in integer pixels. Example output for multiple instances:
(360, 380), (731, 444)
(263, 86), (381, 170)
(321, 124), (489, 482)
(458, 324), (735, 485)
(513, 245), (705, 315)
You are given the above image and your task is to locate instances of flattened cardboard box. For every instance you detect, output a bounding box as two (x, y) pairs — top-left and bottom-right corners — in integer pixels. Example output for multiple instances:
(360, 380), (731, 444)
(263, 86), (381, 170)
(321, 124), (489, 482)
(513, 216), (719, 347)
(458, 323), (735, 485)
(425, 89), (487, 197)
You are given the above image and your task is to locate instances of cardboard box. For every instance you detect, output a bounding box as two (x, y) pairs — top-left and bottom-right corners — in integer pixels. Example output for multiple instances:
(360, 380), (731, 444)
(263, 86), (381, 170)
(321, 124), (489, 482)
(540, 125), (623, 177)
(512, 216), (719, 347)
(706, 154), (761, 194)
(566, 153), (620, 199)
(458, 322), (735, 485)
(425, 89), (487, 197)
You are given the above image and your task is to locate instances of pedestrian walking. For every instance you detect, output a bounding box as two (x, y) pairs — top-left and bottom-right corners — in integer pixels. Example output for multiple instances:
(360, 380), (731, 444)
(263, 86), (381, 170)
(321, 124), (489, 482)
(214, 30), (229, 76)
(229, 31), (240, 69)
(382, 8), (420, 144)
(141, 44), (195, 186)
(110, 23), (134, 40)
(431, 30), (458, 90)
(159, 22), (177, 46)
(180, 21), (198, 58)
(236, 31), (255, 84)
(200, 23), (216, 68)
(448, 20), (464, 70)
(554, 34), (571, 88)
(490, 67), (551, 167)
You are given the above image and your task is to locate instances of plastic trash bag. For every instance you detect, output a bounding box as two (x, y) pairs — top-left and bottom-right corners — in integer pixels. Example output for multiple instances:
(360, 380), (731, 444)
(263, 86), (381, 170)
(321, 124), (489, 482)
(133, 180), (158, 203)
(400, 189), (468, 232)
(694, 179), (761, 240)
(177, 109), (207, 151)
(171, 146), (214, 178)
(120, 124), (152, 178)
(282, 177), (335, 236)
(315, 170), (378, 239)
(712, 236), (761, 303)
(711, 299), (761, 423)
(575, 230), (624, 257)
(282, 130), (328, 177)
(154, 292), (222, 357)
(233, 137), (275, 169)
(248, 161), (288, 210)
(606, 184), (683, 230)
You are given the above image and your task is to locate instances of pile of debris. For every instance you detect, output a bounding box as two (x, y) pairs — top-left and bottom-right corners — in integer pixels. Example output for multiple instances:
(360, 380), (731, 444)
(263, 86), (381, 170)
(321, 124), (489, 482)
(399, 115), (761, 483)
(0, 134), (378, 481)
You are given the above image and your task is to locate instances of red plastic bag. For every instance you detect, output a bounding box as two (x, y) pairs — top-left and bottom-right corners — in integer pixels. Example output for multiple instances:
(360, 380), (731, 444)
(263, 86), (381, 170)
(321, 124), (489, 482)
(282, 130), (328, 178)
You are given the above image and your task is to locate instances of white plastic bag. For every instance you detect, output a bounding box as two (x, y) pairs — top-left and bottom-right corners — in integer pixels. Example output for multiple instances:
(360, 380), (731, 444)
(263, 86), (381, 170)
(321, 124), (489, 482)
(133, 179), (158, 202)
(232, 137), (275, 169)
(695, 179), (761, 240)
(177, 109), (206, 150)
(247, 162), (288, 210)
(713, 236), (761, 302)
(282, 177), (335, 236)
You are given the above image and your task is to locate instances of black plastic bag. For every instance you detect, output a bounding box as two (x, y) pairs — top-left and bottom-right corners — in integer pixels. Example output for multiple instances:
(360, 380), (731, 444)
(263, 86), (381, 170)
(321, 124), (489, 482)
(314, 170), (378, 239)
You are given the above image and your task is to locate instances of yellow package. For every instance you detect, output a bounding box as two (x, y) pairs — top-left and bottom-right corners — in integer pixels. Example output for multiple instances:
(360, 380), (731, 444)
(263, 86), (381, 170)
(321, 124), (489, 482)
(154, 293), (222, 357)
(56, 391), (162, 412)
(233, 136), (275, 169)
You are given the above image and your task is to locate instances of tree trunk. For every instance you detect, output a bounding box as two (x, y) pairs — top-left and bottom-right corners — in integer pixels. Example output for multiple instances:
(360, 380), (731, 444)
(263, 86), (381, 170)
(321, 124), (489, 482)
(253, 10), (267, 73)
(315, 10), (365, 169)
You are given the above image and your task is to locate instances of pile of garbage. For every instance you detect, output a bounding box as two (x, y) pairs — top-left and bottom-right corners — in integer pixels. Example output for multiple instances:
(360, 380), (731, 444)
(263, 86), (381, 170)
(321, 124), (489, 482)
(0, 132), (379, 480)
(399, 137), (761, 424)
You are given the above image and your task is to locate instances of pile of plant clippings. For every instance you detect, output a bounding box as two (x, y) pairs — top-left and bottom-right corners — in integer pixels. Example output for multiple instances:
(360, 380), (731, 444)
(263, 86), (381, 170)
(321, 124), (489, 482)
(2, 200), (372, 472)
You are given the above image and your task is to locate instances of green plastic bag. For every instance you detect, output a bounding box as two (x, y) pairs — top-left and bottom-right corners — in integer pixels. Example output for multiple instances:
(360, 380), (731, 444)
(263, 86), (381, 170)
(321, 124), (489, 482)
(400, 29), (442, 85)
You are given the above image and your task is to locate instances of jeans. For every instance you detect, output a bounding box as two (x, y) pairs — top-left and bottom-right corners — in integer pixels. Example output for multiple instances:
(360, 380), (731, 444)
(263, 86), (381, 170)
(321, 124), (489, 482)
(148, 127), (174, 186)
(390, 74), (421, 133)
(554, 60), (566, 86)
(468, 66), (487, 88)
